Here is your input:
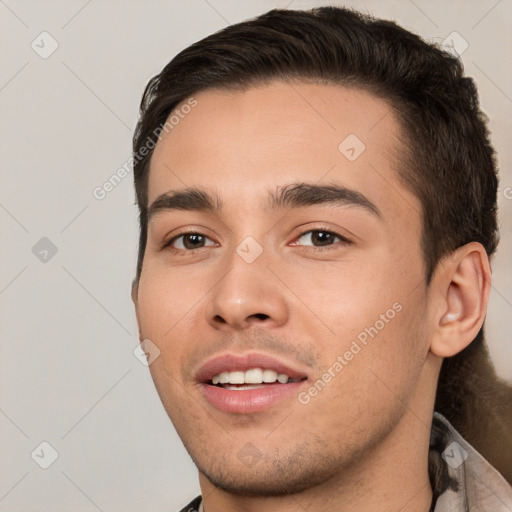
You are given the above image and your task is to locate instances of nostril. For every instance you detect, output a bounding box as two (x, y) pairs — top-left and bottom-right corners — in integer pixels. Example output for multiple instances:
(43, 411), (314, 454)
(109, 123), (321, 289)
(211, 312), (270, 328)
(250, 313), (269, 321)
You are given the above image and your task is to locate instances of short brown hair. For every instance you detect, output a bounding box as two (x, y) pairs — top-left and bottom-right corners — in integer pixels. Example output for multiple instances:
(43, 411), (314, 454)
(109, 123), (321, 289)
(132, 6), (499, 284)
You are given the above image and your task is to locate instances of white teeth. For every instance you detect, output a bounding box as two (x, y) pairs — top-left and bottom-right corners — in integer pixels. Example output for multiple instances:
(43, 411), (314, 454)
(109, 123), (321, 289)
(219, 371), (230, 384)
(230, 371), (245, 384)
(277, 373), (289, 384)
(245, 368), (263, 384)
(262, 369), (277, 382)
(223, 384), (265, 391)
(211, 367), (295, 385)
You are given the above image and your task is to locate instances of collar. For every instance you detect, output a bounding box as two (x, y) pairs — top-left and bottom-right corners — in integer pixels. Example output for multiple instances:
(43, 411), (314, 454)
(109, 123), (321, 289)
(432, 412), (512, 511)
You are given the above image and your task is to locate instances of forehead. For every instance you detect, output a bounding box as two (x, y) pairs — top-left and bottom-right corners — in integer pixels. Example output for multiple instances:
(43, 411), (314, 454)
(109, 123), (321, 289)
(148, 81), (420, 222)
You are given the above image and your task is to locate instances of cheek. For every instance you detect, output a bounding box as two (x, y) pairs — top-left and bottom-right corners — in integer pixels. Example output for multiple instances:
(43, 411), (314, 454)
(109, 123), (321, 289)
(296, 264), (426, 402)
(279, 253), (404, 339)
(137, 264), (201, 339)
(297, 303), (426, 443)
(136, 260), (217, 368)
(349, 295), (427, 410)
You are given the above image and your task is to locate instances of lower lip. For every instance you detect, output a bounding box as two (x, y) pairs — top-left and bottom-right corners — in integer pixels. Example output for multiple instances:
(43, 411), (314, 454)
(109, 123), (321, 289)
(199, 381), (307, 414)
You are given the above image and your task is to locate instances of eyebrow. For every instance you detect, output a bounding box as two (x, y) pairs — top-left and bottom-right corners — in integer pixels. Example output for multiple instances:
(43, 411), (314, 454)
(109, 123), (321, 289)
(147, 182), (382, 222)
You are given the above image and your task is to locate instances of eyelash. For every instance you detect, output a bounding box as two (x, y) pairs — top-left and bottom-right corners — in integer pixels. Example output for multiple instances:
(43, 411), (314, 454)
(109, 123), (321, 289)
(162, 226), (351, 253)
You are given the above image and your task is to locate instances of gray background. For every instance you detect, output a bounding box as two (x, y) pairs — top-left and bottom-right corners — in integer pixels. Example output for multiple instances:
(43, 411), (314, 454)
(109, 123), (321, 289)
(1, 0), (511, 510)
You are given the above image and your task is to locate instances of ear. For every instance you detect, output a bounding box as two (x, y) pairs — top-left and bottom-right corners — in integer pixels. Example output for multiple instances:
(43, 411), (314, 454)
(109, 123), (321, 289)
(429, 242), (491, 358)
(131, 278), (143, 342)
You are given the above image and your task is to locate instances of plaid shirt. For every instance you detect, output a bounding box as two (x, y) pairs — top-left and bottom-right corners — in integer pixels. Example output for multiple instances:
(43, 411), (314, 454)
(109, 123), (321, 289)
(179, 412), (512, 511)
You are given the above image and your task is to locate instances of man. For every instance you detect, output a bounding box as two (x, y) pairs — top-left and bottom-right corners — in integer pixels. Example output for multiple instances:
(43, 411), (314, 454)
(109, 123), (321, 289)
(130, 6), (512, 511)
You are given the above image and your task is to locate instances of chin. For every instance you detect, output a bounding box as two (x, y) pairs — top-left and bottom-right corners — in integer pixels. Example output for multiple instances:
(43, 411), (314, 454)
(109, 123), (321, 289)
(192, 442), (345, 497)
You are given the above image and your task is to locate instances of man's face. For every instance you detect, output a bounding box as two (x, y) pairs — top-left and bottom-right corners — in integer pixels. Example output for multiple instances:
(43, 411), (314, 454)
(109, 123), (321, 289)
(133, 81), (434, 495)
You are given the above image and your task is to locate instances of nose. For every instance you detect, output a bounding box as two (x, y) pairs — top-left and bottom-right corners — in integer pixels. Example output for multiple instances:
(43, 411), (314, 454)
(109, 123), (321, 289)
(205, 248), (289, 331)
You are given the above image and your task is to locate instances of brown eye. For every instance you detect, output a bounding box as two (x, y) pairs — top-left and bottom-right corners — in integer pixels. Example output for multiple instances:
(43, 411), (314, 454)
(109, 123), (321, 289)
(295, 229), (349, 248)
(167, 233), (216, 251)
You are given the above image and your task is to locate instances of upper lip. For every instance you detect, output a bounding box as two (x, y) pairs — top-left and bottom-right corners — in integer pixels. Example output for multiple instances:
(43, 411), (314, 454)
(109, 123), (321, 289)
(195, 352), (311, 383)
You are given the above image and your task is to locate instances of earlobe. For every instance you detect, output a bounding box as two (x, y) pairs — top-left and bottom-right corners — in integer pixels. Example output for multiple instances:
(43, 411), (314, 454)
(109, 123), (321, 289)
(430, 243), (491, 358)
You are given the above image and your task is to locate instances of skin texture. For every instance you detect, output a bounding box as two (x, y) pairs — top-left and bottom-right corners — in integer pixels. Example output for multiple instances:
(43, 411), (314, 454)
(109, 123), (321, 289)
(132, 81), (491, 511)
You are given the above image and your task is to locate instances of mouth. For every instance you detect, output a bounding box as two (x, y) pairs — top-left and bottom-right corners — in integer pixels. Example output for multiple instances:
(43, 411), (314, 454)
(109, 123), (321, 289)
(209, 367), (307, 389)
(196, 353), (310, 414)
